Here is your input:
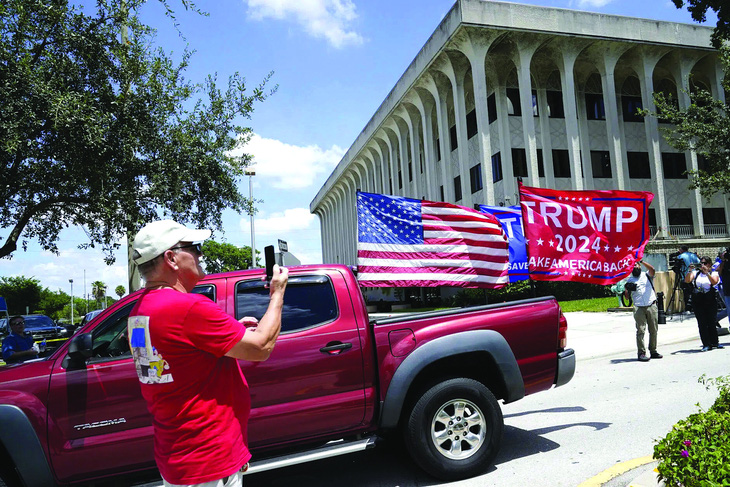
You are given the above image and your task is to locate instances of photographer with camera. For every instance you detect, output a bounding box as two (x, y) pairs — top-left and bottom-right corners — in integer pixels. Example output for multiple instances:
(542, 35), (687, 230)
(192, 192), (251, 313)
(715, 248), (730, 324)
(624, 260), (662, 362)
(685, 256), (724, 352)
(677, 245), (700, 312)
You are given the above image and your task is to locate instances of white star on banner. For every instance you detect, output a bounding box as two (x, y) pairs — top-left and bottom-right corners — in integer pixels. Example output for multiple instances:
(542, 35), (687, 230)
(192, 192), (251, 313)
(604, 245), (610, 251)
(614, 245), (621, 252)
(549, 240), (555, 247)
(536, 238), (544, 245)
(627, 245), (634, 251)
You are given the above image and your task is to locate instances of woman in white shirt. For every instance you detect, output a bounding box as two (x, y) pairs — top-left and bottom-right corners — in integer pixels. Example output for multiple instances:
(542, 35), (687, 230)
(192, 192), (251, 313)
(685, 257), (724, 352)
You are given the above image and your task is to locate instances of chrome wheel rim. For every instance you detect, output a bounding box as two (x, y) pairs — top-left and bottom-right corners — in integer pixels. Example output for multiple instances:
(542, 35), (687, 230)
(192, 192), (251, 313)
(430, 398), (485, 460)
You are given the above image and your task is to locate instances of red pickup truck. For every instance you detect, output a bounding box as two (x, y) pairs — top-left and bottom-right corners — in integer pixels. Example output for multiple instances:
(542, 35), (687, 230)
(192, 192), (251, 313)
(0, 264), (574, 486)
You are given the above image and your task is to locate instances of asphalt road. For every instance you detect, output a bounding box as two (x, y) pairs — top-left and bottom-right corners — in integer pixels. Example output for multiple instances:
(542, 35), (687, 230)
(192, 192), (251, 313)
(245, 335), (728, 487)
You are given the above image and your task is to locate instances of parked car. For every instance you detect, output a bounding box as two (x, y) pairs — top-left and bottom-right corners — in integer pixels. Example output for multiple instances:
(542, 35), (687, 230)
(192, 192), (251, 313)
(0, 264), (574, 485)
(80, 309), (104, 326)
(21, 314), (70, 341)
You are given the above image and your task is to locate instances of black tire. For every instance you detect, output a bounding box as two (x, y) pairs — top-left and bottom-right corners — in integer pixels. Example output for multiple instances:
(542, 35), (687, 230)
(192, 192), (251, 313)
(403, 378), (503, 481)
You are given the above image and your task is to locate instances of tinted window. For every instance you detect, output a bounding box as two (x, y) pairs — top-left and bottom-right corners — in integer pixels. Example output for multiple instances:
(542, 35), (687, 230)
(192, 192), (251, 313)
(89, 303), (136, 360)
(662, 153), (687, 179)
(236, 275), (338, 334)
(627, 152), (651, 179)
(191, 284), (216, 301)
(552, 150), (571, 178)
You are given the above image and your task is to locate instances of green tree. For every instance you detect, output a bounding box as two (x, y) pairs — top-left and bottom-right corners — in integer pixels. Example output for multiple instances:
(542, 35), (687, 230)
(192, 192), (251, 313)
(202, 241), (257, 274)
(0, 0), (272, 263)
(92, 281), (107, 308)
(39, 288), (71, 320)
(115, 285), (126, 299)
(0, 276), (43, 315)
(648, 1), (730, 199)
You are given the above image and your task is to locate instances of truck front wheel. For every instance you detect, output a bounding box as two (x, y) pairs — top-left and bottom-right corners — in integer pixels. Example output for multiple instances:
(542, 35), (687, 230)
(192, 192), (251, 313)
(403, 378), (503, 481)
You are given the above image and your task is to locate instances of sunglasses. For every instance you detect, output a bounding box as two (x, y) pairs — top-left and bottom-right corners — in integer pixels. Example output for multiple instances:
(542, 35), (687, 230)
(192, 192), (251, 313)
(172, 243), (203, 256)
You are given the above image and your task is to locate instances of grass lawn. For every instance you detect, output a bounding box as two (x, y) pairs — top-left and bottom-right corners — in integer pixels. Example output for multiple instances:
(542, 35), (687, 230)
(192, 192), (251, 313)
(558, 296), (621, 312)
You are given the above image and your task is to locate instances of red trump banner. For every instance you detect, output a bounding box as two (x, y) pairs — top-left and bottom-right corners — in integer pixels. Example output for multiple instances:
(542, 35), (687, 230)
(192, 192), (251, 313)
(519, 184), (654, 285)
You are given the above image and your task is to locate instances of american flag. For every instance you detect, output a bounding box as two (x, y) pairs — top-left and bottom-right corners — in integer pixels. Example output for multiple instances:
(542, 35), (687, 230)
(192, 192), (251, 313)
(356, 191), (510, 288)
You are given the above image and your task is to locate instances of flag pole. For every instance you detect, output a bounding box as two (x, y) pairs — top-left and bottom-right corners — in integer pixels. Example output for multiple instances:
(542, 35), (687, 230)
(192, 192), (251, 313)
(517, 178), (537, 298)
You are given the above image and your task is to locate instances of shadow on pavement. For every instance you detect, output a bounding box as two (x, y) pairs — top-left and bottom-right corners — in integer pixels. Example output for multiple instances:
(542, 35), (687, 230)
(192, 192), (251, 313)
(504, 405), (586, 419)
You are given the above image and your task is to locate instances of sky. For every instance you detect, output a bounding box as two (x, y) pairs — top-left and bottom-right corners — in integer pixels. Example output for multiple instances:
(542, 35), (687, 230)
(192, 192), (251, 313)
(0, 0), (716, 299)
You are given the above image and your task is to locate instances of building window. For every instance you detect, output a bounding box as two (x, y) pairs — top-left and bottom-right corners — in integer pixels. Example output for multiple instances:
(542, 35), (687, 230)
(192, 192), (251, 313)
(449, 125), (458, 151)
(703, 207), (726, 224)
(408, 162), (413, 182)
(436, 137), (441, 161)
(440, 185), (444, 201)
(454, 176), (462, 201)
(591, 151), (612, 178)
(669, 208), (693, 226)
(552, 150), (571, 178)
(531, 90), (539, 117)
(506, 88), (521, 116)
(492, 152), (503, 182)
(536, 149), (545, 177)
(585, 93), (606, 120)
(648, 208), (657, 227)
(697, 153), (709, 172)
(512, 148), (528, 178)
(546, 90), (564, 118)
(622, 96), (644, 122)
(487, 93), (497, 124)
(466, 109), (477, 139)
(389, 179), (393, 194)
(470, 164), (483, 193)
(662, 153), (688, 179)
(627, 152), (651, 179)
(420, 152), (424, 174)
(398, 170), (402, 189)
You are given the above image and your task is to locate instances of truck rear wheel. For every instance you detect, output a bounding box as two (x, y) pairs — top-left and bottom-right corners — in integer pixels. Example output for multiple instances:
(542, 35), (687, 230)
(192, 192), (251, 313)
(403, 377), (503, 481)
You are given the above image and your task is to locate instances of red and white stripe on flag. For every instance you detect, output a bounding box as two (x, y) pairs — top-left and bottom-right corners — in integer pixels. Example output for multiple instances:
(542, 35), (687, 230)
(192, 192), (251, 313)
(356, 192), (510, 288)
(519, 184), (654, 285)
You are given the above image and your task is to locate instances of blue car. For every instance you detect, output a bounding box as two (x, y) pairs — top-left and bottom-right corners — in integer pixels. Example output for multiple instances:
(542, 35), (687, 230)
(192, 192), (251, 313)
(21, 314), (70, 341)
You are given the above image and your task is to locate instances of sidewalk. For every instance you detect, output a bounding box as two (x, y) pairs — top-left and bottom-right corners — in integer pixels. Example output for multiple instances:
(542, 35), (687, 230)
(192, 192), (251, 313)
(565, 310), (709, 487)
(564, 310), (704, 361)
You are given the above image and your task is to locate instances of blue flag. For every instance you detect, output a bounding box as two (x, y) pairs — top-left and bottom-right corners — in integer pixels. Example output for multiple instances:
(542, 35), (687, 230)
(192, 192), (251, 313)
(479, 205), (528, 282)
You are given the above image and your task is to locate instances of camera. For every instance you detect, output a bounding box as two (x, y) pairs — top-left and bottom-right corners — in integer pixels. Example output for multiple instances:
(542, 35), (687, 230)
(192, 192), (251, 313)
(625, 282), (638, 292)
(668, 251), (682, 273)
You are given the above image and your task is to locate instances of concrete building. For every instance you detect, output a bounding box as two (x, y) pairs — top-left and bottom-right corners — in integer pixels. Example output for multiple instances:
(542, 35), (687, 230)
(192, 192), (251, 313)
(310, 0), (727, 271)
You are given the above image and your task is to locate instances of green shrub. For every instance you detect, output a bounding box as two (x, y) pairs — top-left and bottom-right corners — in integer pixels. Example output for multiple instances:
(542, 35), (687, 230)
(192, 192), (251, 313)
(654, 375), (730, 486)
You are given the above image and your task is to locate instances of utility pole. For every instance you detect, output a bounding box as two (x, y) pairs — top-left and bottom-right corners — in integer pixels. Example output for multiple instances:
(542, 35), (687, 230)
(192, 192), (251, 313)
(69, 279), (74, 324)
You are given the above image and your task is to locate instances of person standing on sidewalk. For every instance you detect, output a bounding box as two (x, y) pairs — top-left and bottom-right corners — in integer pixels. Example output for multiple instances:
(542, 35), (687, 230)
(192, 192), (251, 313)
(624, 260), (662, 362)
(677, 245), (700, 312)
(685, 256), (724, 352)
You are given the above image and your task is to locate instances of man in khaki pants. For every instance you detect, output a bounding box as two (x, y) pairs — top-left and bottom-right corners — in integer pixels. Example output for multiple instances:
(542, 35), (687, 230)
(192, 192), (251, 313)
(624, 260), (663, 362)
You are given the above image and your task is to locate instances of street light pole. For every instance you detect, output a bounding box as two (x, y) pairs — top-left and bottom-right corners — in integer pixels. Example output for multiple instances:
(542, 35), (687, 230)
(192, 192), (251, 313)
(69, 279), (74, 325)
(245, 168), (256, 268)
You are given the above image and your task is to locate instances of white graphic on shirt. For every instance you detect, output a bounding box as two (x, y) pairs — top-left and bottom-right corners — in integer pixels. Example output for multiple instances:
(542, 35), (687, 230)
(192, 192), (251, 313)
(128, 315), (173, 384)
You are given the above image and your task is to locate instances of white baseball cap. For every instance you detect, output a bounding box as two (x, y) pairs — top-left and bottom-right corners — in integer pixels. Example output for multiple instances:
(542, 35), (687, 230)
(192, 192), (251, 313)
(132, 220), (211, 265)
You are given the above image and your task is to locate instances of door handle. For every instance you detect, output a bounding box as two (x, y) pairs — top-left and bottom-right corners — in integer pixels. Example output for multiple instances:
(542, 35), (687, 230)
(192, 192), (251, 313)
(320, 341), (353, 354)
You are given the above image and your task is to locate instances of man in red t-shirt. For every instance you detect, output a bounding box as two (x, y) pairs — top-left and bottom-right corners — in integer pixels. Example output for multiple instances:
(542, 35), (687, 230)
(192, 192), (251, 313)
(128, 220), (288, 487)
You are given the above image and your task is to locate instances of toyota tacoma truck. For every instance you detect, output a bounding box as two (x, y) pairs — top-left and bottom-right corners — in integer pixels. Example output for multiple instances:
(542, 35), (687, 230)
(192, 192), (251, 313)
(0, 264), (574, 486)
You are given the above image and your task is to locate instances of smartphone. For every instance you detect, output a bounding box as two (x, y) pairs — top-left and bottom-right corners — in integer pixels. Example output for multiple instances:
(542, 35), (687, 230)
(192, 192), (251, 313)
(265, 245), (275, 280)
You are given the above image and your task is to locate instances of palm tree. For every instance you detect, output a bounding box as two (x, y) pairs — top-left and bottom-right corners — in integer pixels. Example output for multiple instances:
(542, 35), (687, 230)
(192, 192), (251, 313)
(115, 285), (125, 299)
(91, 281), (107, 308)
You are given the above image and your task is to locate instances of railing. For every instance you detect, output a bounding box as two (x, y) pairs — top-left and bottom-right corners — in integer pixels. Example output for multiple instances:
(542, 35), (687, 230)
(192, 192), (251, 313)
(668, 225), (694, 239)
(704, 224), (728, 237)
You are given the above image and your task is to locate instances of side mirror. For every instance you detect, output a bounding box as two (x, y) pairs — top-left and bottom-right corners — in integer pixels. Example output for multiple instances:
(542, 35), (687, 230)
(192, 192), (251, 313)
(62, 333), (93, 370)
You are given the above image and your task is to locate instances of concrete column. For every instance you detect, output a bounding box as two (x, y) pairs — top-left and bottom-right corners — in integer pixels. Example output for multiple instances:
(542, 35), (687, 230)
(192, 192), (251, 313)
(676, 58), (705, 237)
(536, 87), (555, 188)
(557, 49), (584, 190)
(400, 106), (422, 198)
(496, 84), (516, 202)
(369, 143), (388, 195)
(389, 119), (410, 198)
(599, 51), (627, 190)
(344, 174), (358, 264)
(411, 91), (437, 200)
(637, 48), (670, 238)
(382, 131), (399, 196)
(425, 75), (453, 201)
(515, 44), (540, 187)
(577, 83), (594, 189)
(319, 201), (329, 263)
(332, 188), (343, 263)
(461, 33), (497, 205)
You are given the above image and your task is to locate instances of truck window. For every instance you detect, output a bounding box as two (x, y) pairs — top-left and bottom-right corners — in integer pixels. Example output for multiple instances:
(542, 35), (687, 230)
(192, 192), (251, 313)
(235, 275), (338, 333)
(191, 284), (215, 301)
(88, 303), (136, 361)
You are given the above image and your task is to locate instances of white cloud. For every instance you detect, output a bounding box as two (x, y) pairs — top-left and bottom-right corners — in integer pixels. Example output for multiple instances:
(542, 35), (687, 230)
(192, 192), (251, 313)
(245, 0), (364, 48)
(252, 208), (317, 235)
(575, 0), (613, 7)
(241, 134), (344, 189)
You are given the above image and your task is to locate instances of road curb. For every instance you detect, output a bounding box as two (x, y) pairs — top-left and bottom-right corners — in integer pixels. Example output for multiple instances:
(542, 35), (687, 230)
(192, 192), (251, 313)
(576, 455), (655, 487)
